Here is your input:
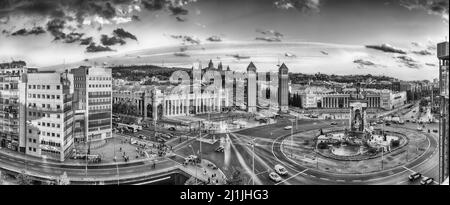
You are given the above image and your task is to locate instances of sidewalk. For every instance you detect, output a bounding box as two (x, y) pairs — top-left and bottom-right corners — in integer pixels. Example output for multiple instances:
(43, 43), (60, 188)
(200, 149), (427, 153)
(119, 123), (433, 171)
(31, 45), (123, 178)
(178, 159), (228, 185)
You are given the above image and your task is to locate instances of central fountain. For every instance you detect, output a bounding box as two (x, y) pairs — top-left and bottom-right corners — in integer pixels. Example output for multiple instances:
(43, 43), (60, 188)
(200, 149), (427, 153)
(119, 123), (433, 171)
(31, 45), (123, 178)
(315, 83), (406, 160)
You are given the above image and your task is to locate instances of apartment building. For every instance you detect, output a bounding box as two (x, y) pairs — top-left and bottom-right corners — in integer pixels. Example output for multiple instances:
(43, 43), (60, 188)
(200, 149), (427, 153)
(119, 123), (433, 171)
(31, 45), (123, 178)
(71, 66), (112, 143)
(25, 71), (75, 162)
(0, 61), (27, 152)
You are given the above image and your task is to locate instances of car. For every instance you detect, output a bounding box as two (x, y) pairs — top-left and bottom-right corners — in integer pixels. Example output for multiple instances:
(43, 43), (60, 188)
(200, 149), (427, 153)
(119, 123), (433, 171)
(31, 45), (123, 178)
(406, 120), (410, 123)
(420, 177), (434, 185)
(185, 155), (199, 163)
(417, 127), (423, 131)
(330, 122), (338, 126)
(385, 123), (391, 126)
(433, 129), (438, 133)
(408, 173), (422, 181)
(274, 164), (288, 176)
(207, 162), (218, 170)
(215, 146), (224, 153)
(168, 127), (176, 131)
(412, 119), (417, 123)
(269, 172), (282, 183)
(284, 126), (293, 130)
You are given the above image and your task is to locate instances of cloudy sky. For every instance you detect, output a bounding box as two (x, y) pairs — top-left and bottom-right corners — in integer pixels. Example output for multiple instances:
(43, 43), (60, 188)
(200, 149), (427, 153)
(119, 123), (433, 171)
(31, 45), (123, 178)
(0, 0), (448, 80)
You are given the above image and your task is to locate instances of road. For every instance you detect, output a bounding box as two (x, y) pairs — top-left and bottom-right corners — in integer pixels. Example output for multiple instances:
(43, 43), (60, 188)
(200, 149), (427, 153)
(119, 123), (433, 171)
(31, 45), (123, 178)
(0, 148), (180, 184)
(224, 117), (439, 185)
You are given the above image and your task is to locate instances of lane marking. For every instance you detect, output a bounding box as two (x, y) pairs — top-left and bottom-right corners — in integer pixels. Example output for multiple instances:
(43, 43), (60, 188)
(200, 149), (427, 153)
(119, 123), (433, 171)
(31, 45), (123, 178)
(402, 166), (415, 173)
(275, 169), (309, 185)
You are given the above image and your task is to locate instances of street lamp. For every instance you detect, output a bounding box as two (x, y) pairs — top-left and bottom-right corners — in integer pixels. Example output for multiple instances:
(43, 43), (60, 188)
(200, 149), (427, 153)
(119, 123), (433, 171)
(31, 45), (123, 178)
(188, 144), (198, 185)
(290, 119), (295, 157)
(248, 138), (256, 185)
(381, 147), (384, 170)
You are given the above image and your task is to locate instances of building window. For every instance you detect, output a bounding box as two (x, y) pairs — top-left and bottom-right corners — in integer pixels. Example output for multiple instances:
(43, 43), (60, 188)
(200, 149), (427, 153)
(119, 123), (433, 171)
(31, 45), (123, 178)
(56, 85), (60, 90)
(28, 129), (32, 134)
(33, 148), (36, 152)
(47, 85), (50, 89)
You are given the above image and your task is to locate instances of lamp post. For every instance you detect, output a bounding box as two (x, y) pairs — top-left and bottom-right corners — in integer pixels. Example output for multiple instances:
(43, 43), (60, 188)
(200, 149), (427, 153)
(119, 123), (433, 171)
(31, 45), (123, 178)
(291, 119), (295, 157)
(188, 145), (198, 185)
(248, 138), (256, 185)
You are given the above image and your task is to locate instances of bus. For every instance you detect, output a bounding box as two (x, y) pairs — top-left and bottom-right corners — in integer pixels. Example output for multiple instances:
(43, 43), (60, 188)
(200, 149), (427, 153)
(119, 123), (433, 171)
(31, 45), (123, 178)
(115, 123), (142, 133)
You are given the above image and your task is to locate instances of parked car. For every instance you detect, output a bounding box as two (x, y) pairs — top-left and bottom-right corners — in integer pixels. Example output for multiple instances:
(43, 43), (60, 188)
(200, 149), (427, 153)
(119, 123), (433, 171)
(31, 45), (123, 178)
(215, 146), (224, 153)
(417, 126), (423, 131)
(274, 164), (288, 176)
(420, 177), (434, 185)
(207, 162), (218, 170)
(168, 127), (176, 131)
(269, 172), (282, 183)
(408, 173), (422, 181)
(284, 126), (293, 130)
(433, 129), (438, 133)
(330, 122), (338, 126)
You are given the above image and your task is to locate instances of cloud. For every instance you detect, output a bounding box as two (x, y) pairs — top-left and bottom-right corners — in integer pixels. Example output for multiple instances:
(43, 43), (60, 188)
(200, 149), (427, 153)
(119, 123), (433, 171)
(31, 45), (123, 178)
(400, 0), (449, 23)
(63, 32), (85, 43)
(46, 18), (66, 41)
(169, 6), (189, 15)
(255, 37), (282, 42)
(176, 16), (187, 22)
(86, 43), (115, 53)
(11, 26), (46, 36)
(412, 49), (433, 55)
(274, 0), (321, 13)
(170, 34), (201, 45)
(0, 0), (197, 52)
(101, 34), (126, 46)
(80, 37), (93, 45)
(132, 15), (141, 21)
(256, 29), (284, 38)
(353, 59), (383, 69)
(366, 44), (407, 54)
(206, 35), (222, 42)
(113, 28), (137, 41)
(396, 55), (421, 69)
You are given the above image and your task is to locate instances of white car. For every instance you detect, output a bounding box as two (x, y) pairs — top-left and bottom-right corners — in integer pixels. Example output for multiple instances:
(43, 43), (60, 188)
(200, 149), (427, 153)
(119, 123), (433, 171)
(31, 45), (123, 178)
(269, 172), (282, 182)
(417, 126), (423, 131)
(284, 126), (293, 130)
(274, 164), (288, 176)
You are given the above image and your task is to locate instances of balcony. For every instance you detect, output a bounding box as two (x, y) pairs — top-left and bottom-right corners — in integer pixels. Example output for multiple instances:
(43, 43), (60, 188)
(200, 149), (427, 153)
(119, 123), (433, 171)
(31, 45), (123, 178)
(28, 106), (63, 114)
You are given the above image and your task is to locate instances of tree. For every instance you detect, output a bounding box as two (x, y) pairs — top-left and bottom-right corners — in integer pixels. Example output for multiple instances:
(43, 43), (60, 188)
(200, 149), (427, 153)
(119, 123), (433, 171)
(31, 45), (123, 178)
(391, 140), (400, 148)
(56, 172), (70, 185)
(16, 170), (32, 185)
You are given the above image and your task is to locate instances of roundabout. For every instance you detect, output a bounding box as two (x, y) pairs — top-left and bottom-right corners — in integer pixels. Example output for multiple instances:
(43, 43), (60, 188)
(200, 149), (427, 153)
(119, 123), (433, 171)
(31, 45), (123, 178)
(271, 125), (438, 184)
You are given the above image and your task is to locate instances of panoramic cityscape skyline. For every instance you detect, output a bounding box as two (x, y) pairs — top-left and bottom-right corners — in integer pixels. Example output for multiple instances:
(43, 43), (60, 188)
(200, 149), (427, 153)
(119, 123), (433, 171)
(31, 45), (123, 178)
(0, 0), (449, 189)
